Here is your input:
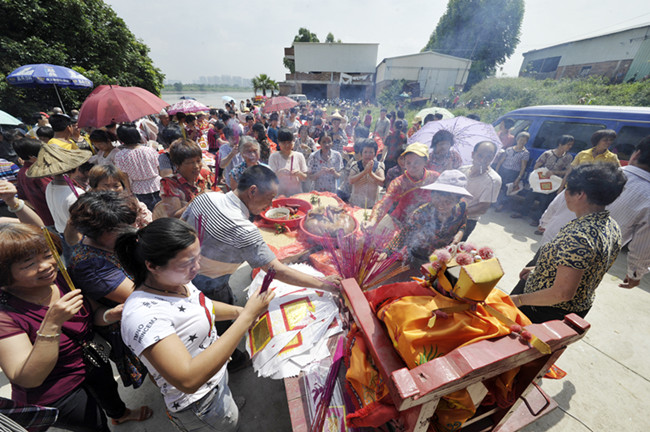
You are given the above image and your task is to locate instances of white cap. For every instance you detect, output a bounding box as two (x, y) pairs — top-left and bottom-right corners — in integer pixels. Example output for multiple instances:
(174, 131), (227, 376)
(421, 170), (472, 197)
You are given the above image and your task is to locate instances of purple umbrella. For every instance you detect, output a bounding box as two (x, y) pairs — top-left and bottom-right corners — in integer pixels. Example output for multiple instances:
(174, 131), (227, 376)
(167, 99), (210, 115)
(408, 116), (502, 166)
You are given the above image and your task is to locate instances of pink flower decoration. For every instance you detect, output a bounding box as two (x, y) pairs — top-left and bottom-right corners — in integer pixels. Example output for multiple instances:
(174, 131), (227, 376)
(478, 247), (495, 260)
(509, 324), (522, 333)
(460, 242), (476, 252)
(455, 252), (474, 266)
(521, 330), (533, 341)
(431, 249), (451, 264)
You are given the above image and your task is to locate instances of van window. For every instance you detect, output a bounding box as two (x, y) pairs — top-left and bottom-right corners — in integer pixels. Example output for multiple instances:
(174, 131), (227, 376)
(532, 121), (606, 153)
(511, 119), (532, 137)
(612, 126), (650, 162)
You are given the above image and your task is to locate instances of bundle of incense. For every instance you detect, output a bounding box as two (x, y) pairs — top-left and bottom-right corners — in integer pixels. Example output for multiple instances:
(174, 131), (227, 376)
(41, 227), (77, 290)
(310, 336), (344, 432)
(260, 267), (276, 293)
(62, 174), (80, 198)
(323, 225), (407, 291)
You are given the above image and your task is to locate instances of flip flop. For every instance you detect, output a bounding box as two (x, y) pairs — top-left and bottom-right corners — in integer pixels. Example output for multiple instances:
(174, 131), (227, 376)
(111, 406), (153, 425)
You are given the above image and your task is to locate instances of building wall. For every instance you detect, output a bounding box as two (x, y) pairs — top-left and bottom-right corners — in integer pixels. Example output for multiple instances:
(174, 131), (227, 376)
(520, 25), (650, 81)
(294, 43), (379, 74)
(375, 52), (470, 98)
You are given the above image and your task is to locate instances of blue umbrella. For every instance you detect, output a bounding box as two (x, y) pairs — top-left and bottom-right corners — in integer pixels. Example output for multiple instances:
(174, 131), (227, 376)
(6, 63), (93, 113)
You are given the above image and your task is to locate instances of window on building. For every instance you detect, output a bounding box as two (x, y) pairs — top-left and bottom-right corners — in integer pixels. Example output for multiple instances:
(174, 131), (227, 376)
(525, 56), (561, 74)
(532, 121), (606, 153)
(613, 126), (650, 162)
(578, 66), (592, 77)
(540, 57), (561, 73)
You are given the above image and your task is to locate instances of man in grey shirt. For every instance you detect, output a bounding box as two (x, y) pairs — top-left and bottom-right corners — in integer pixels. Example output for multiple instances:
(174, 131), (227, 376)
(373, 108), (391, 141)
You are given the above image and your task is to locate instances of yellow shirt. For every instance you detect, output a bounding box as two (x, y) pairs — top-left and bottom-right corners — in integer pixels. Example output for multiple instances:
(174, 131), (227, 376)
(571, 148), (620, 167)
(48, 137), (79, 151)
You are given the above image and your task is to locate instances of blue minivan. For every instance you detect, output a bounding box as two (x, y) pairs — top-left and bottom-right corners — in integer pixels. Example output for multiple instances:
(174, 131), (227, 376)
(493, 105), (650, 170)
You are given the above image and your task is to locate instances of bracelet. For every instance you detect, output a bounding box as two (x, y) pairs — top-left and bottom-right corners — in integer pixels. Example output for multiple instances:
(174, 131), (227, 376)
(6, 199), (25, 213)
(36, 331), (60, 339)
(102, 309), (116, 324)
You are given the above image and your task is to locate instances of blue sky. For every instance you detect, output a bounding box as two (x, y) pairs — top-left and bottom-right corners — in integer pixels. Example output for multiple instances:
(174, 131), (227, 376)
(105, 0), (650, 83)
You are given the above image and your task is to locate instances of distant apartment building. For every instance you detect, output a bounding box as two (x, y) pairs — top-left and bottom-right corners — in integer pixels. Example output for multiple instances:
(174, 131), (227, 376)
(281, 42), (378, 100)
(520, 24), (650, 83)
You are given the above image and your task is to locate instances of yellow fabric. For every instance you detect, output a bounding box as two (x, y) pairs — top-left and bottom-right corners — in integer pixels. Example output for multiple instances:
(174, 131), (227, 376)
(346, 332), (389, 407)
(48, 137), (79, 151)
(571, 148), (620, 167)
(377, 289), (531, 369)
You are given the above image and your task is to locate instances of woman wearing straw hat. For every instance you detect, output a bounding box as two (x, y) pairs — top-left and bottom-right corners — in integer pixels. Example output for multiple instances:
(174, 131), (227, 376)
(27, 144), (92, 261)
(328, 111), (348, 153)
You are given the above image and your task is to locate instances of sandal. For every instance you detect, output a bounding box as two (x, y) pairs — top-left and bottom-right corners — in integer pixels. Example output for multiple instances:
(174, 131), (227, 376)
(111, 406), (153, 425)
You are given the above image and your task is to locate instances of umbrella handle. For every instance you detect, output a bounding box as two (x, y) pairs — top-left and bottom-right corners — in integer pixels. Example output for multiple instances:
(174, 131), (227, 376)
(52, 84), (66, 115)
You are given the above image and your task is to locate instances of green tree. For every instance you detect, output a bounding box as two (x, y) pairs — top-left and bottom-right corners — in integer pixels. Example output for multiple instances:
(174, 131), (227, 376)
(325, 32), (342, 43)
(423, 0), (524, 88)
(0, 0), (164, 118)
(283, 27), (320, 73)
(252, 74), (279, 96)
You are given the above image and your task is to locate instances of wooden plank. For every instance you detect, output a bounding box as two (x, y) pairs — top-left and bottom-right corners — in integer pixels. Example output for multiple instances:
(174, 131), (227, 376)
(285, 376), (310, 432)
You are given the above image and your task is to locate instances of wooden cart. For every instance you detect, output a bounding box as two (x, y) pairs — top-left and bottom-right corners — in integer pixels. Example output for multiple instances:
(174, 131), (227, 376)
(338, 278), (590, 432)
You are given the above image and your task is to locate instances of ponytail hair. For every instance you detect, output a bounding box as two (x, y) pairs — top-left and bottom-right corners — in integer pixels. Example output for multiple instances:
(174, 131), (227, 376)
(115, 218), (197, 287)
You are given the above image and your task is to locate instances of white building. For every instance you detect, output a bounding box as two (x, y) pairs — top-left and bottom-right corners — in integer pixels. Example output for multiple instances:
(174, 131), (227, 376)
(520, 24), (650, 83)
(281, 42), (378, 100)
(375, 51), (472, 99)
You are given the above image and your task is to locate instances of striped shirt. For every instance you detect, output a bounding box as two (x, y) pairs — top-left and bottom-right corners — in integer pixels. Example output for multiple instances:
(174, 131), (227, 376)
(607, 165), (650, 280)
(0, 158), (19, 182)
(182, 191), (275, 278)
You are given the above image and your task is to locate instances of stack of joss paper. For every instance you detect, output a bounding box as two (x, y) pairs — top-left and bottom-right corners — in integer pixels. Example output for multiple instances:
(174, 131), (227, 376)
(245, 264), (342, 379)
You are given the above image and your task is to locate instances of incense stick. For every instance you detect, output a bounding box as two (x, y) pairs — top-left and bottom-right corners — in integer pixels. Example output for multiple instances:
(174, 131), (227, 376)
(41, 227), (76, 290)
(62, 175), (80, 198)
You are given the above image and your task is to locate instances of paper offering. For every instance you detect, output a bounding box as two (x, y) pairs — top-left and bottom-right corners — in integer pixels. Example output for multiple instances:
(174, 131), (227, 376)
(245, 264), (342, 379)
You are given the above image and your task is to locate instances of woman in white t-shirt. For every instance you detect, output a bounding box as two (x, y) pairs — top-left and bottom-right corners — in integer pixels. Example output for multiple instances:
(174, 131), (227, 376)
(115, 218), (273, 432)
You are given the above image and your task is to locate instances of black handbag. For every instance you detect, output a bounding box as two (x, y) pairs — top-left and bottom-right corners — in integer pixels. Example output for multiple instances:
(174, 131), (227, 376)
(61, 328), (112, 370)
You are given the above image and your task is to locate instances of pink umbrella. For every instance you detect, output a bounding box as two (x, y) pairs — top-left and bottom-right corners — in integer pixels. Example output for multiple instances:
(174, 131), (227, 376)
(408, 116), (502, 166)
(262, 96), (298, 114)
(77, 85), (169, 128)
(167, 99), (210, 115)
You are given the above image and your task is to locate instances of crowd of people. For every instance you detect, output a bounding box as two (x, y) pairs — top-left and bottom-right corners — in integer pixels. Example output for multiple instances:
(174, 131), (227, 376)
(0, 97), (647, 431)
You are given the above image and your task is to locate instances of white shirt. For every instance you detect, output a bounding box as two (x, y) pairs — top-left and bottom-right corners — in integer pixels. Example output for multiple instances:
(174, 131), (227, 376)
(607, 165), (650, 280)
(45, 182), (85, 232)
(268, 151), (307, 196)
(121, 283), (226, 412)
(539, 191), (575, 244)
(459, 165), (502, 220)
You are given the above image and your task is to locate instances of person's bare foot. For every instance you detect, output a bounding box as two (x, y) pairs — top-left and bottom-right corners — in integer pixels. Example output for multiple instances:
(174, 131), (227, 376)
(111, 406), (153, 425)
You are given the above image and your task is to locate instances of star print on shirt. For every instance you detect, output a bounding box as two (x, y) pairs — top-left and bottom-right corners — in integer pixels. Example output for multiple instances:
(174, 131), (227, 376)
(178, 305), (186, 312)
(172, 402), (180, 409)
(188, 334), (198, 343)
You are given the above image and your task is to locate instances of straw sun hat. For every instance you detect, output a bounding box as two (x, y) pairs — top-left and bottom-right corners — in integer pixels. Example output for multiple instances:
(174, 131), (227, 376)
(27, 144), (92, 178)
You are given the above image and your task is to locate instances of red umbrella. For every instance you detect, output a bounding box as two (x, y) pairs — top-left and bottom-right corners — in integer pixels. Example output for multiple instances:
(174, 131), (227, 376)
(77, 85), (169, 128)
(263, 96), (298, 114)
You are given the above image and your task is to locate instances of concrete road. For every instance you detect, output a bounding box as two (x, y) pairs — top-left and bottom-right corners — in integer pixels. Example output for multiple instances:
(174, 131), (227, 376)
(2, 208), (648, 431)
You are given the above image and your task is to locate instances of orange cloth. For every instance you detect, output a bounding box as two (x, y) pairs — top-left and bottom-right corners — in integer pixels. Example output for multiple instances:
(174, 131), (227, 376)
(345, 282), (532, 430)
(377, 289), (531, 369)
